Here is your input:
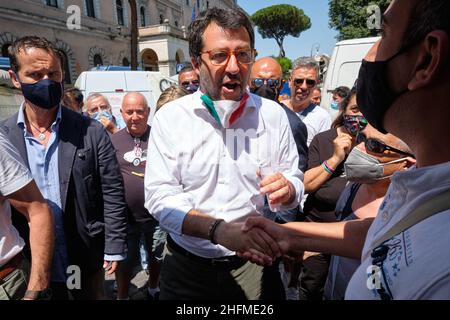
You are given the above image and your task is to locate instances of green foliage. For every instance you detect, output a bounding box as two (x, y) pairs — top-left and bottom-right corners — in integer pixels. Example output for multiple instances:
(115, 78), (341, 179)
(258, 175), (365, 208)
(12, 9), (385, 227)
(273, 56), (292, 78)
(252, 4), (311, 58)
(329, 0), (391, 41)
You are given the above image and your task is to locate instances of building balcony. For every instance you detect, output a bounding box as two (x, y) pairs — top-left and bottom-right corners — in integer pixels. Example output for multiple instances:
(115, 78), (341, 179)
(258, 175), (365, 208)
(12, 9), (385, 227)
(139, 24), (186, 40)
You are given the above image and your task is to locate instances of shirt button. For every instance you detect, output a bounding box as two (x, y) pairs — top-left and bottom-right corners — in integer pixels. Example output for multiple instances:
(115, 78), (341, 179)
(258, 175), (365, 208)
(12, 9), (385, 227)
(382, 211), (389, 222)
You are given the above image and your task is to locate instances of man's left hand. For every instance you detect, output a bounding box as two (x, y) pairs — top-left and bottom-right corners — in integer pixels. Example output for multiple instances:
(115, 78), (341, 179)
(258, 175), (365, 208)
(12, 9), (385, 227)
(103, 260), (119, 275)
(259, 172), (295, 206)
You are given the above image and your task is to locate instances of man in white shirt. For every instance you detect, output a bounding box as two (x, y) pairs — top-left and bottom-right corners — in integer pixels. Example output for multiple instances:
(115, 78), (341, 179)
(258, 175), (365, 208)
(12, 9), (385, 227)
(0, 131), (54, 300)
(144, 7), (303, 300)
(281, 59), (331, 146)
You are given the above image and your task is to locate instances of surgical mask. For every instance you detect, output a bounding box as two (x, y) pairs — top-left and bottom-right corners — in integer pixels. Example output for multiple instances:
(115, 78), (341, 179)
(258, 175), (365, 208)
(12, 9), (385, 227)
(19, 78), (63, 110)
(356, 46), (410, 133)
(200, 93), (249, 128)
(250, 85), (278, 101)
(343, 115), (368, 136)
(330, 100), (339, 110)
(344, 147), (408, 184)
(184, 83), (199, 94)
(92, 110), (113, 122)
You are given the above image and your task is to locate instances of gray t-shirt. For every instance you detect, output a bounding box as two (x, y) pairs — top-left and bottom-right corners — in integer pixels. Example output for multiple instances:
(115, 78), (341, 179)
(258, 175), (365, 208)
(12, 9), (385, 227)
(0, 130), (32, 267)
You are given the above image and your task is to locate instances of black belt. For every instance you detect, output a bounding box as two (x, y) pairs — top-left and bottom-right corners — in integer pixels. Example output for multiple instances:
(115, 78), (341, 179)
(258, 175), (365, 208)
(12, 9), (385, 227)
(167, 235), (246, 268)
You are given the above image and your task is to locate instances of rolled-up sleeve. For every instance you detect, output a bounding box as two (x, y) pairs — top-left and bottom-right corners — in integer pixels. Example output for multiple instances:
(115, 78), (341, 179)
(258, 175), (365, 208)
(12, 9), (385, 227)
(144, 112), (194, 235)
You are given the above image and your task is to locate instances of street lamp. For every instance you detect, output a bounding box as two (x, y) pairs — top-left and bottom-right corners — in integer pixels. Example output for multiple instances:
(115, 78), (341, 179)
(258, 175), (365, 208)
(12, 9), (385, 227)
(310, 43), (320, 57)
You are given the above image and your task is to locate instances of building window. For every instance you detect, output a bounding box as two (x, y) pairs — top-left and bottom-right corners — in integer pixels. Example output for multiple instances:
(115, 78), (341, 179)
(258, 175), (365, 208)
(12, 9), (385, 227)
(197, 0), (200, 9)
(93, 54), (103, 66)
(206, 1), (209, 8)
(85, 0), (95, 18)
(186, 0), (189, 5)
(175, 20), (179, 27)
(159, 14), (164, 24)
(140, 7), (146, 27)
(59, 50), (72, 84)
(46, 0), (58, 8)
(116, 0), (124, 26)
(122, 57), (130, 67)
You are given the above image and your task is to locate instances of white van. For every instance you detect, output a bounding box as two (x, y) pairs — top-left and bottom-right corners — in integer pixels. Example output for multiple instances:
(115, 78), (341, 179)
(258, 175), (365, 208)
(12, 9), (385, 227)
(321, 37), (379, 119)
(74, 71), (176, 124)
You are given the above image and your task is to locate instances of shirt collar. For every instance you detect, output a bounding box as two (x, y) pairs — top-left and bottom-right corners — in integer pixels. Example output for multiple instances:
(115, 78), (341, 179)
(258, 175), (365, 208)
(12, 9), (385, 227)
(17, 101), (63, 132)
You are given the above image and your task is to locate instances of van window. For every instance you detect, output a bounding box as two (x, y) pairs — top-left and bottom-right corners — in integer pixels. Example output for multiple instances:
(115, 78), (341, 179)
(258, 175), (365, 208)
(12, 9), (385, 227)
(337, 61), (362, 89)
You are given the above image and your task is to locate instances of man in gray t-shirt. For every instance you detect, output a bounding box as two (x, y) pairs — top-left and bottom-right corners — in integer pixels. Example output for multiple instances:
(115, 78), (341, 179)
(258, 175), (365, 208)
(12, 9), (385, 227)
(0, 131), (54, 300)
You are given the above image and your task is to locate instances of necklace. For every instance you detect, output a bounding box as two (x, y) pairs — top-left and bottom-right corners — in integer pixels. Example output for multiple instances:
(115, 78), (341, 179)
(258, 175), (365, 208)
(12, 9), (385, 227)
(28, 121), (52, 141)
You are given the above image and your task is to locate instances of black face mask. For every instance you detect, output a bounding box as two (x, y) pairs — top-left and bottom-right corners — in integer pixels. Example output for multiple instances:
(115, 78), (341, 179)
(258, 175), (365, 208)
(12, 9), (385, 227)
(250, 84), (278, 101)
(357, 47), (410, 133)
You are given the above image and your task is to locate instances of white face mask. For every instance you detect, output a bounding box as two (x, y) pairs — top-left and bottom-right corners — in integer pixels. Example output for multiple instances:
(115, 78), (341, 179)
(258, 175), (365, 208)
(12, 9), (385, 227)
(344, 147), (408, 184)
(212, 99), (242, 128)
(200, 94), (248, 128)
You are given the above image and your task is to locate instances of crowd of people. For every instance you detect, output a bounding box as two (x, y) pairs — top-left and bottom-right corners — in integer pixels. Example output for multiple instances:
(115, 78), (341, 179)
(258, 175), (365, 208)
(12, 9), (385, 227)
(0, 0), (450, 301)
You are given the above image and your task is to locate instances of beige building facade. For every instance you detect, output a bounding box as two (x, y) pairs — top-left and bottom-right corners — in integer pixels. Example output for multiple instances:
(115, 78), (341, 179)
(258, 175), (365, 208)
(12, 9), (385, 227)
(0, 0), (238, 82)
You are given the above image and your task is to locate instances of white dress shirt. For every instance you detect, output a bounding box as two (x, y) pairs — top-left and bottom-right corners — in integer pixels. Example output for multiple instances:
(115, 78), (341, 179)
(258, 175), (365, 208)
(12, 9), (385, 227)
(144, 90), (304, 258)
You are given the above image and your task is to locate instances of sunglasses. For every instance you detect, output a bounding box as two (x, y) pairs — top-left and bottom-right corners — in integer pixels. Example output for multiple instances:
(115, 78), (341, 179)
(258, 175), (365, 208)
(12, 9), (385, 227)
(356, 133), (414, 158)
(181, 80), (199, 87)
(251, 78), (280, 88)
(293, 78), (316, 88)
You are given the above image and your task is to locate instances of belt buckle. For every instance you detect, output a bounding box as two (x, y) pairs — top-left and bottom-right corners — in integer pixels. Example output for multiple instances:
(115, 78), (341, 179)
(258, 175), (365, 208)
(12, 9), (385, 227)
(210, 256), (234, 267)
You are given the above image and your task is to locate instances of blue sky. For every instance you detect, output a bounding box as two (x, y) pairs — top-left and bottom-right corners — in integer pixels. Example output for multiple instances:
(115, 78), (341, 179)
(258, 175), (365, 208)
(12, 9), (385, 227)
(238, 0), (339, 60)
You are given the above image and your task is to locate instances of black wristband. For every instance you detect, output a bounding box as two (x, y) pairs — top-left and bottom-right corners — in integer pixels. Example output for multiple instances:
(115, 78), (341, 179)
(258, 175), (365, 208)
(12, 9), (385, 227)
(208, 219), (225, 245)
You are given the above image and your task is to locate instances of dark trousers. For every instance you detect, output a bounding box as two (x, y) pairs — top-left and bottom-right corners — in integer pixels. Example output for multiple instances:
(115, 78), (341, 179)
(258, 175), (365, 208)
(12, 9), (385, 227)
(160, 242), (285, 300)
(298, 253), (331, 300)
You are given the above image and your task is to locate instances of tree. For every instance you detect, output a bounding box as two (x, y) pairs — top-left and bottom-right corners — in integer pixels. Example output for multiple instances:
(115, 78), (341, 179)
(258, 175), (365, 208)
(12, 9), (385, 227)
(251, 5), (311, 58)
(273, 56), (292, 79)
(128, 0), (138, 70)
(329, 0), (390, 41)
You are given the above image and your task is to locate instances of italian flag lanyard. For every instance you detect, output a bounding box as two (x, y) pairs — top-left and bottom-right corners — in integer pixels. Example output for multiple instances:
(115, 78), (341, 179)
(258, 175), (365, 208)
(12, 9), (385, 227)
(200, 93), (249, 128)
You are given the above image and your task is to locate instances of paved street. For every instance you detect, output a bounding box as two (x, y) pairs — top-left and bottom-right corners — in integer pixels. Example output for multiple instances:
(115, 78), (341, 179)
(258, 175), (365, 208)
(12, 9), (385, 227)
(104, 267), (150, 300)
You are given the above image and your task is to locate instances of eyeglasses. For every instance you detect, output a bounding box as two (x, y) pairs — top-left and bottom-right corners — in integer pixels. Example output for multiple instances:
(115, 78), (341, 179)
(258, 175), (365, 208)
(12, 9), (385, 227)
(356, 133), (414, 157)
(181, 80), (199, 87)
(251, 78), (280, 88)
(293, 78), (317, 88)
(199, 48), (256, 66)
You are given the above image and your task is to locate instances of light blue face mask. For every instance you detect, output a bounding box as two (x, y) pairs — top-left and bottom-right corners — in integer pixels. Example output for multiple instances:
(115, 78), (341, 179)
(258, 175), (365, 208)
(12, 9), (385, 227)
(330, 100), (339, 110)
(92, 110), (113, 122)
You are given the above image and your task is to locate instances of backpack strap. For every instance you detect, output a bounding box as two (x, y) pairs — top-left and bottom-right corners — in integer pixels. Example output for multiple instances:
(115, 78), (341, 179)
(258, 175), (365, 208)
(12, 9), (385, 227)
(371, 188), (450, 250)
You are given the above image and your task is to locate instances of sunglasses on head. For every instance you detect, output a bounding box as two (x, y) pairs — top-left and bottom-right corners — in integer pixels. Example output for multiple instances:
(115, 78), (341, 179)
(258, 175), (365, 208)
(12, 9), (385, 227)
(356, 133), (414, 158)
(251, 78), (280, 88)
(293, 78), (316, 88)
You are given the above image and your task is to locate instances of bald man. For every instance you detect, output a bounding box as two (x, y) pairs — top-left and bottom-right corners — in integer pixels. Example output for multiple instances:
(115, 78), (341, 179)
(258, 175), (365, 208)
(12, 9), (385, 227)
(111, 93), (163, 300)
(250, 57), (308, 174)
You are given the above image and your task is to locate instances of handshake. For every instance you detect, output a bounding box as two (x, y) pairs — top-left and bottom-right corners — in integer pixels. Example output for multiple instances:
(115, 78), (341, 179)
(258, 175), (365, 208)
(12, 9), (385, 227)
(214, 216), (299, 266)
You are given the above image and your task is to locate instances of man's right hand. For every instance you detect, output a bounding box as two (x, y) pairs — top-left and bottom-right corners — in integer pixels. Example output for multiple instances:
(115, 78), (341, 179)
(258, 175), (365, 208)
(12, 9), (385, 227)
(235, 217), (291, 265)
(213, 221), (282, 266)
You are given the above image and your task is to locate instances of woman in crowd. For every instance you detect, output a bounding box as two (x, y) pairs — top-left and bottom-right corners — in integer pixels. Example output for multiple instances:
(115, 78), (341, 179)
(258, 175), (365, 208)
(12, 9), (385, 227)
(297, 86), (367, 300)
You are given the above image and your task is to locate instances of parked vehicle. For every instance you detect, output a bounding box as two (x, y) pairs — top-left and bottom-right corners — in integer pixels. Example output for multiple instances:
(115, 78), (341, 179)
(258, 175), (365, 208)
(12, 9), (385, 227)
(75, 70), (176, 124)
(321, 37), (380, 119)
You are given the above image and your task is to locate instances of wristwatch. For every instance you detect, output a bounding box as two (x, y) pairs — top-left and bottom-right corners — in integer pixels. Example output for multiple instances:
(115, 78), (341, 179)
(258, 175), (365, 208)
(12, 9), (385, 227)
(23, 288), (52, 300)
